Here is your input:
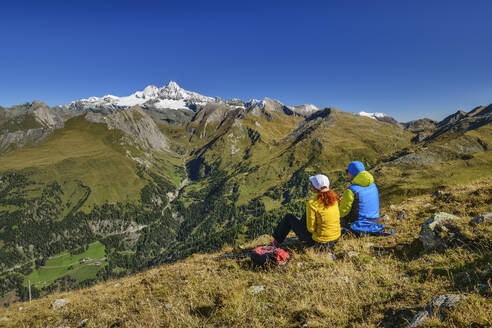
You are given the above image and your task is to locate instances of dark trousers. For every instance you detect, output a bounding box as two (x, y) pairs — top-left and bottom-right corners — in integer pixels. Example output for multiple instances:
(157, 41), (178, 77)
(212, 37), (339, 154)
(273, 214), (315, 246)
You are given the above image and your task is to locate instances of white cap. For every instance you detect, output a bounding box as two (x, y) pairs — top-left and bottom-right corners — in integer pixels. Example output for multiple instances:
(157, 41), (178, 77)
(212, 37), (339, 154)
(309, 174), (330, 191)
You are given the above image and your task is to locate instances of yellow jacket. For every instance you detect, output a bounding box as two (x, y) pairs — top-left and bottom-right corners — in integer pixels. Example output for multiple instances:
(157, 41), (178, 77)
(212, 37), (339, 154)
(306, 196), (341, 243)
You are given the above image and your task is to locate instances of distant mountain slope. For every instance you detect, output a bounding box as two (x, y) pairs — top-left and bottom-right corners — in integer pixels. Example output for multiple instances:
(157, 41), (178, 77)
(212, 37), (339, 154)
(0, 84), (490, 306)
(376, 104), (492, 202)
(359, 111), (400, 125)
(425, 104), (492, 142)
(0, 101), (65, 154)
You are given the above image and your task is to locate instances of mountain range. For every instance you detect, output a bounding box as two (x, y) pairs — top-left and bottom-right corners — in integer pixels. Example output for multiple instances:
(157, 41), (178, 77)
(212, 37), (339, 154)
(0, 81), (490, 305)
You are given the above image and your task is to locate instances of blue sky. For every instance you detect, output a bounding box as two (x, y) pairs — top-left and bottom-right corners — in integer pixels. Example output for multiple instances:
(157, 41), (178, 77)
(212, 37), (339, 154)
(1, 0), (491, 121)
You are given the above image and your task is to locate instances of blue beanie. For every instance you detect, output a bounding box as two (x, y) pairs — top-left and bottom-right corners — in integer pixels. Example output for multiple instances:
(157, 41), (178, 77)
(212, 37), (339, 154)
(347, 161), (365, 176)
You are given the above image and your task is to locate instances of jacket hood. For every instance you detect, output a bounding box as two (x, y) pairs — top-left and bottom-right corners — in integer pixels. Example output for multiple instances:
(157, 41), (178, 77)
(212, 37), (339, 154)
(347, 161), (366, 176)
(352, 171), (374, 187)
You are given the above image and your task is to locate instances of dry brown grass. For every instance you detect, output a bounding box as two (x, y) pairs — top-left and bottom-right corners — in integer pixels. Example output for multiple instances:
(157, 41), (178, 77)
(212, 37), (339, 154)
(1, 180), (491, 328)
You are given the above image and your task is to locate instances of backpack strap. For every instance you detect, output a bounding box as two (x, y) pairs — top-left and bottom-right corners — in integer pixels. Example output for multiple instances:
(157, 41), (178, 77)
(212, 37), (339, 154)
(377, 226), (394, 236)
(350, 220), (395, 236)
(217, 253), (252, 260)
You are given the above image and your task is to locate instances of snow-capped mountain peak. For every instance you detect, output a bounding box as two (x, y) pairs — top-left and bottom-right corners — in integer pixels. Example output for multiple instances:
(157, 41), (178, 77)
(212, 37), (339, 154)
(166, 81), (180, 90)
(67, 81), (215, 112)
(134, 85), (159, 99)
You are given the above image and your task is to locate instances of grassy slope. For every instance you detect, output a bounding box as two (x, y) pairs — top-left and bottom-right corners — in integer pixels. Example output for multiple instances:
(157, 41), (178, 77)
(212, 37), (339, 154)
(237, 110), (413, 204)
(0, 115), (147, 209)
(0, 113), (42, 134)
(1, 179), (490, 328)
(376, 124), (492, 204)
(25, 242), (106, 288)
(184, 109), (414, 205)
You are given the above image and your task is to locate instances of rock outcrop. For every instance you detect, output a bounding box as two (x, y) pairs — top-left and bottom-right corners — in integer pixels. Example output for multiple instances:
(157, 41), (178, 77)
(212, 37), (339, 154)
(418, 212), (461, 249)
(86, 106), (169, 151)
(51, 298), (69, 310)
(469, 212), (492, 226)
(406, 294), (466, 327)
(0, 101), (66, 154)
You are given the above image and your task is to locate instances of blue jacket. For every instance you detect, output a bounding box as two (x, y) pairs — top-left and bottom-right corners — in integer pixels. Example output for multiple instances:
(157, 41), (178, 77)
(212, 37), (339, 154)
(339, 171), (380, 221)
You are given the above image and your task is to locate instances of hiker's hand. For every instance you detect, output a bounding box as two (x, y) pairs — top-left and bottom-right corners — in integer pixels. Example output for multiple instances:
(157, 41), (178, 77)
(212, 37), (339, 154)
(338, 194), (343, 201)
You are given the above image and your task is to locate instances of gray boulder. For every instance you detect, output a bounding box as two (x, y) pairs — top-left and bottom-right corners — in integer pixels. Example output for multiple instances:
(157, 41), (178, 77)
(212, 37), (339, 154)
(469, 213), (492, 226)
(419, 212), (461, 249)
(51, 298), (69, 310)
(407, 294), (466, 327)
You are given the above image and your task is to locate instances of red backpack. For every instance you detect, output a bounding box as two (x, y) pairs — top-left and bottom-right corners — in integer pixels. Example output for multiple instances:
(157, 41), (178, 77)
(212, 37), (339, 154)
(250, 246), (290, 266)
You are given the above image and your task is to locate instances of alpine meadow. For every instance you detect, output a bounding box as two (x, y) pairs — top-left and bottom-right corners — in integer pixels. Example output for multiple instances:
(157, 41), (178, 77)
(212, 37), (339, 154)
(0, 82), (490, 327)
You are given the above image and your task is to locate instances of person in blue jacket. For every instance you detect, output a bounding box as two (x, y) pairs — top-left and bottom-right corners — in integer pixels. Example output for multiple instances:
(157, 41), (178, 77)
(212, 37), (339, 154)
(339, 161), (380, 228)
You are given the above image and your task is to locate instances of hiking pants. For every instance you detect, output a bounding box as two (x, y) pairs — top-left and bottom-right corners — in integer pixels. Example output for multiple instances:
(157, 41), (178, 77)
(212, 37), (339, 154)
(273, 214), (315, 245)
(273, 214), (338, 248)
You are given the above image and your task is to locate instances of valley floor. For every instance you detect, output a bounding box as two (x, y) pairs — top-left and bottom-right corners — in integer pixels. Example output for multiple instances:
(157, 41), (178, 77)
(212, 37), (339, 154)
(0, 179), (490, 328)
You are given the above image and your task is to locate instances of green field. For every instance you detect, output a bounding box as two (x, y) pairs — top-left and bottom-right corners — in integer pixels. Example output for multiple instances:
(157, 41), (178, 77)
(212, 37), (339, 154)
(0, 116), (147, 210)
(25, 242), (106, 288)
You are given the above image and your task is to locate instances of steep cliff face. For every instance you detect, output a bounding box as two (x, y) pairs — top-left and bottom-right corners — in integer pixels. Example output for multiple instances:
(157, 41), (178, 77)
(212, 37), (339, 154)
(0, 128), (47, 153)
(0, 101), (66, 154)
(85, 106), (169, 151)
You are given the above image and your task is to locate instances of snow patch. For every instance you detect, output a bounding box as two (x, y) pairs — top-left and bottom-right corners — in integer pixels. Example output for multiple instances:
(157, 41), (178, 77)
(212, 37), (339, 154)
(288, 104), (320, 113)
(359, 111), (387, 119)
(153, 99), (188, 110)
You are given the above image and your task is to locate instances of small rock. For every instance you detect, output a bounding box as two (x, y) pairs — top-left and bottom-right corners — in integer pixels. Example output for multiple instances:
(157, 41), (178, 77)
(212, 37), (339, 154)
(18, 307), (22, 311)
(337, 276), (350, 284)
(422, 203), (432, 208)
(399, 276), (411, 282)
(397, 210), (406, 219)
(164, 303), (173, 309)
(478, 284), (490, 294)
(51, 298), (69, 310)
(56, 326), (70, 328)
(365, 242), (375, 248)
(380, 215), (390, 223)
(297, 262), (303, 268)
(469, 213), (492, 226)
(406, 309), (429, 328)
(248, 285), (265, 294)
(432, 191), (444, 197)
(346, 251), (359, 258)
(113, 283), (121, 287)
(389, 204), (396, 210)
(77, 319), (89, 327)
(427, 294), (466, 314)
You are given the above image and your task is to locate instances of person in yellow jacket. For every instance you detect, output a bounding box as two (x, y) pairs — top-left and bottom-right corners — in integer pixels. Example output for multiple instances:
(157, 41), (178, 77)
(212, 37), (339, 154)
(271, 174), (341, 249)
